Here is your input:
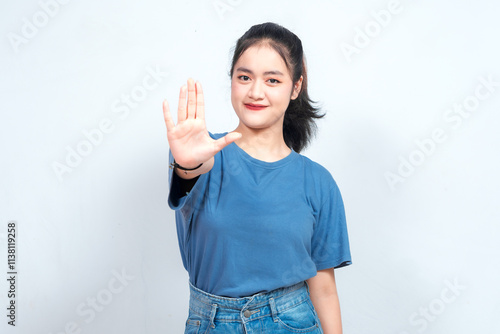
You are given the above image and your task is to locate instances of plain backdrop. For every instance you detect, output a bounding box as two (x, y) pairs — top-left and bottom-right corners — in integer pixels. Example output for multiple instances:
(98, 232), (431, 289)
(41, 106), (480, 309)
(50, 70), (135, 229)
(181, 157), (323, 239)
(1, 0), (499, 333)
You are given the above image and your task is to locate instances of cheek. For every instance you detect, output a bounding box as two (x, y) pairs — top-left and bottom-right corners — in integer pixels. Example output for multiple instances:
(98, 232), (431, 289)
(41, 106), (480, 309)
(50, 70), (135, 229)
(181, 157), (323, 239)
(231, 83), (244, 111)
(231, 83), (246, 101)
(269, 87), (292, 105)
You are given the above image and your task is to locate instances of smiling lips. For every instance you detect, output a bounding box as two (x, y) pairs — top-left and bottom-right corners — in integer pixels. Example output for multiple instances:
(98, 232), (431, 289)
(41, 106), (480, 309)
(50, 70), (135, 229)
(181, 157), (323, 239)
(244, 103), (268, 111)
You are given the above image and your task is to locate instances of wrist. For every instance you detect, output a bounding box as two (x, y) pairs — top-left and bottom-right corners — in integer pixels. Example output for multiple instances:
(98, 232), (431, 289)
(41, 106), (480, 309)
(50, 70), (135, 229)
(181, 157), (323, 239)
(172, 157), (214, 180)
(170, 161), (203, 174)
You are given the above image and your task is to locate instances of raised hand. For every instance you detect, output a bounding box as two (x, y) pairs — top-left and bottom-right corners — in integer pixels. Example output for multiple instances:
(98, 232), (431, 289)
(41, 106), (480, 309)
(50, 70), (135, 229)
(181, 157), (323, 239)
(163, 78), (241, 174)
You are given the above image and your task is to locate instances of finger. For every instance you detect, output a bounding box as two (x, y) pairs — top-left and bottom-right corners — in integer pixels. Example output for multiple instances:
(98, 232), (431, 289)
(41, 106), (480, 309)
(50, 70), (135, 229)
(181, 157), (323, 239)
(177, 84), (187, 122)
(213, 132), (242, 153)
(186, 78), (196, 119)
(195, 81), (205, 119)
(163, 100), (175, 131)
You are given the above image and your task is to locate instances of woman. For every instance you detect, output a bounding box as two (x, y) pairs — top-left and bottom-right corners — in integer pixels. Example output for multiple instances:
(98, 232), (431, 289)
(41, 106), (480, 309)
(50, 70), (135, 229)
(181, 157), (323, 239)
(163, 22), (351, 334)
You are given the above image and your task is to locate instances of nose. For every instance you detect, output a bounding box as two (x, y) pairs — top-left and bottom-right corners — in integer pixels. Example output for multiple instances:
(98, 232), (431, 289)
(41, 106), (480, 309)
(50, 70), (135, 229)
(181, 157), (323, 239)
(248, 80), (264, 100)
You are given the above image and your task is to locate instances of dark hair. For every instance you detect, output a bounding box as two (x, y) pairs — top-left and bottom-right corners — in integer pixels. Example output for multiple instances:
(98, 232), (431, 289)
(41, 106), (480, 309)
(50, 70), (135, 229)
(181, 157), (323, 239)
(229, 22), (324, 153)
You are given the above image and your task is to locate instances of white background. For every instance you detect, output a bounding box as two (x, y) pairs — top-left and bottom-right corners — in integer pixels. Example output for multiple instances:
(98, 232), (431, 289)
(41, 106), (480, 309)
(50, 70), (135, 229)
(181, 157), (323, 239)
(1, 0), (499, 333)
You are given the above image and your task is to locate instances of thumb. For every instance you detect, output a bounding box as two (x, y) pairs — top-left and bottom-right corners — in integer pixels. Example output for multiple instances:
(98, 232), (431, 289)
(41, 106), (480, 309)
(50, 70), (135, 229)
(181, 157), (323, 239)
(213, 132), (242, 153)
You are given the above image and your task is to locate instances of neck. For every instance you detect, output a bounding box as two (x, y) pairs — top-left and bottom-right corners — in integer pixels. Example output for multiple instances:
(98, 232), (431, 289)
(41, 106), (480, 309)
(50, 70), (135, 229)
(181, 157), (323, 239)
(233, 125), (291, 162)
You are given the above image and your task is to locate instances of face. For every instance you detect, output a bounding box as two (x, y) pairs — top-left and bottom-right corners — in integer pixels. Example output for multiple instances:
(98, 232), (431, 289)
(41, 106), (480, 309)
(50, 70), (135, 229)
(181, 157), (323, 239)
(231, 44), (302, 133)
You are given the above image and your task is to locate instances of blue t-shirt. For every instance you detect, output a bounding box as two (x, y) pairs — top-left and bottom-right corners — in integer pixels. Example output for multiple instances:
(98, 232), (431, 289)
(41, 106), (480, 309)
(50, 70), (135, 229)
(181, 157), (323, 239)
(168, 132), (351, 298)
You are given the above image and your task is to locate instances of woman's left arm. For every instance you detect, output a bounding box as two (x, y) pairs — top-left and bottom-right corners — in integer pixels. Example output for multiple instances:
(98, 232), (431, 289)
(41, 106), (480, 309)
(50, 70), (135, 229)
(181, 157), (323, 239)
(306, 268), (343, 334)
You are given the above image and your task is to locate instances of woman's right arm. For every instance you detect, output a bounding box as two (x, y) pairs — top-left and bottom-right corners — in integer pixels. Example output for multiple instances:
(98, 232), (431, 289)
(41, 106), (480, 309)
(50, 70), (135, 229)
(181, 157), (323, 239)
(162, 78), (241, 180)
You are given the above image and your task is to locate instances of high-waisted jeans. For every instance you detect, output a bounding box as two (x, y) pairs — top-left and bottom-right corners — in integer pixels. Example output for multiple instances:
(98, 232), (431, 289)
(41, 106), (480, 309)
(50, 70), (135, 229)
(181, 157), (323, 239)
(185, 280), (323, 333)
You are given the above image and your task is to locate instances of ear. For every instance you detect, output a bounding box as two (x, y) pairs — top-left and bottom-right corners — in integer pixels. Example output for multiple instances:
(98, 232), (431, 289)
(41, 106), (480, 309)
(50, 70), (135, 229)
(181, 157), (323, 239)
(291, 76), (303, 100)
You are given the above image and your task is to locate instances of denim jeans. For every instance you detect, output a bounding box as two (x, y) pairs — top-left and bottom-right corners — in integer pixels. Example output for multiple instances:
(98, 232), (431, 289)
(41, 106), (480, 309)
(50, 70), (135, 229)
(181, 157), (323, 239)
(185, 280), (323, 333)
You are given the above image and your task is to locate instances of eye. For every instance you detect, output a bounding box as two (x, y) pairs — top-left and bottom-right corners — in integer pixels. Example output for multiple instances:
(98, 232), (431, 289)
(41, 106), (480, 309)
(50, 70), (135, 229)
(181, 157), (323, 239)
(238, 75), (250, 81)
(267, 78), (280, 84)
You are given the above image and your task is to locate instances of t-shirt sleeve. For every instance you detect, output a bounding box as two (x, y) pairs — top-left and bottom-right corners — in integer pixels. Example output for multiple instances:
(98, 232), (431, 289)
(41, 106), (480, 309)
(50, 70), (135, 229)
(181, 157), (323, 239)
(311, 178), (352, 270)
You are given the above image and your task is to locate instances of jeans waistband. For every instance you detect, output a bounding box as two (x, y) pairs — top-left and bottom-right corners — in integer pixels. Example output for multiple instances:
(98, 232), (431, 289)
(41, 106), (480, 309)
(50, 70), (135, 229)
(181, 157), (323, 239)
(188, 280), (310, 325)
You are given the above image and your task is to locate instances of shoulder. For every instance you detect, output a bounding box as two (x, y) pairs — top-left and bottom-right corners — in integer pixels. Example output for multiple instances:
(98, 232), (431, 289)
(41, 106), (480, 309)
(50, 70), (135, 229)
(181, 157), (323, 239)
(295, 153), (343, 200)
(297, 154), (336, 183)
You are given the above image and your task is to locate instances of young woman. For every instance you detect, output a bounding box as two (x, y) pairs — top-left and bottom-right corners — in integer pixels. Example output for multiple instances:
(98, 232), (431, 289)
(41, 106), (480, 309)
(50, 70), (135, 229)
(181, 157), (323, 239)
(163, 22), (351, 334)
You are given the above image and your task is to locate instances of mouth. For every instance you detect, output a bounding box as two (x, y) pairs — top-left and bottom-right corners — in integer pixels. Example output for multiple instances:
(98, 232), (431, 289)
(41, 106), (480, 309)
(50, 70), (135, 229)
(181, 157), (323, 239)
(244, 103), (268, 111)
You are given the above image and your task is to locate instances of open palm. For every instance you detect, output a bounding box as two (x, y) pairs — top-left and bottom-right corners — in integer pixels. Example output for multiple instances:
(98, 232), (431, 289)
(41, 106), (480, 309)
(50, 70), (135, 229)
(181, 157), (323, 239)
(163, 78), (241, 169)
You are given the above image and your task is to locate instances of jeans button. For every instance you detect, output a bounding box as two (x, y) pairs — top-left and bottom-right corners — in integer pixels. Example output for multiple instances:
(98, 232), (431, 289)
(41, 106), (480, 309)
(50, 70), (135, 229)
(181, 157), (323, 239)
(243, 310), (252, 317)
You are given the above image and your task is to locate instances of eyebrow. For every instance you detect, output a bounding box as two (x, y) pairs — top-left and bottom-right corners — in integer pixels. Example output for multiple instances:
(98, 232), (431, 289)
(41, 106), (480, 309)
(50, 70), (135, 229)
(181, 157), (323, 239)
(235, 67), (285, 76)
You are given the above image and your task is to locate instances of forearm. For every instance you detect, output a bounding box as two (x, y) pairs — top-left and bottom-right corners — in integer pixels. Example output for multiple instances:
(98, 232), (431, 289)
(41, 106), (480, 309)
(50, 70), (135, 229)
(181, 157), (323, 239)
(309, 290), (342, 334)
(307, 268), (343, 334)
